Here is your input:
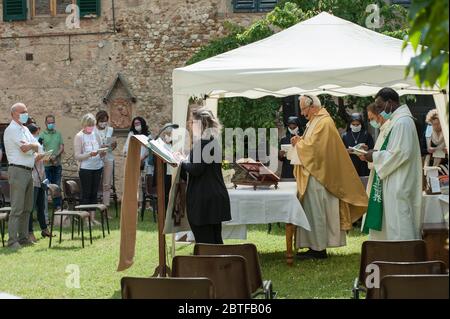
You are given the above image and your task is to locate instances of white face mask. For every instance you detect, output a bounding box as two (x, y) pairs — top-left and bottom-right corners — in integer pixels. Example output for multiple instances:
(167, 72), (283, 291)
(350, 124), (362, 133)
(288, 127), (299, 135)
(135, 125), (142, 133)
(98, 122), (108, 129)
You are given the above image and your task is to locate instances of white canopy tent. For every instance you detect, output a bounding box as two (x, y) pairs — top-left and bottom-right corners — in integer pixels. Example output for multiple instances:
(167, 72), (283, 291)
(172, 12), (448, 147)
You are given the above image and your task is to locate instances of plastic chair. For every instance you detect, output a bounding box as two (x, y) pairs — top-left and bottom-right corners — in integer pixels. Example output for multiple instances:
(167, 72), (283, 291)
(172, 255), (252, 299)
(121, 277), (215, 299)
(366, 261), (447, 299)
(380, 274), (449, 299)
(194, 243), (275, 299)
(352, 240), (427, 299)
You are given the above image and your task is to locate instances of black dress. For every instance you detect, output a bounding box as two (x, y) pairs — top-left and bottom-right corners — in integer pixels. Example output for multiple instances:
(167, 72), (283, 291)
(342, 129), (374, 177)
(278, 133), (296, 179)
(181, 138), (231, 244)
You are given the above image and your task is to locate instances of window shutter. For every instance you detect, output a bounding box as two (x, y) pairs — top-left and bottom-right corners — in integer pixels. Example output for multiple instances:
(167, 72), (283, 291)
(77, 0), (100, 18)
(3, 0), (27, 21)
(233, 0), (257, 12)
(258, 0), (278, 12)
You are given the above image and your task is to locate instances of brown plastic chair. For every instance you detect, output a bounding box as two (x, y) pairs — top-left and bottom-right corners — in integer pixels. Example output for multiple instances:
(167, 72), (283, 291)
(193, 243), (275, 299)
(366, 261), (447, 299)
(352, 240), (427, 299)
(172, 255), (252, 299)
(121, 277), (215, 299)
(380, 274), (449, 299)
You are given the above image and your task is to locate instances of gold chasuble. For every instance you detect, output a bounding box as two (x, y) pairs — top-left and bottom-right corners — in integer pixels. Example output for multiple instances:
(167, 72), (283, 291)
(293, 108), (368, 230)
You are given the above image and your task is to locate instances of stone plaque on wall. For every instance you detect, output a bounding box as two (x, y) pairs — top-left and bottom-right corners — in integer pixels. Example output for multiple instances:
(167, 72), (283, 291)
(110, 98), (133, 130)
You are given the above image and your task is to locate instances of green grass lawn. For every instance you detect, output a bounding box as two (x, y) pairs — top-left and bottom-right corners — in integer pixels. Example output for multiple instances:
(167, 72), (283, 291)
(0, 214), (367, 299)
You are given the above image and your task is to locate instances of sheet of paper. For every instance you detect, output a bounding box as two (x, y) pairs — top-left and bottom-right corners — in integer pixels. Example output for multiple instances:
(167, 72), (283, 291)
(430, 177), (441, 193)
(433, 149), (446, 159)
(287, 147), (302, 165)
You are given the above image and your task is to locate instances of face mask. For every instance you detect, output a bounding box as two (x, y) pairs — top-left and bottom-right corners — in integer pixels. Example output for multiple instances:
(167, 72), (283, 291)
(84, 126), (94, 134)
(135, 125), (142, 133)
(288, 127), (299, 135)
(47, 123), (55, 130)
(350, 124), (362, 133)
(19, 113), (29, 124)
(380, 101), (393, 120)
(370, 120), (381, 129)
(98, 122), (108, 129)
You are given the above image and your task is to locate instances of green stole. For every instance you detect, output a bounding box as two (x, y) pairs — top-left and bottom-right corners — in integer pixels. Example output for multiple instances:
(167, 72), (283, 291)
(362, 131), (392, 234)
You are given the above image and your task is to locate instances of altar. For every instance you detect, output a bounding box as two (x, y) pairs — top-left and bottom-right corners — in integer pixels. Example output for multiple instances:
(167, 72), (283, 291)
(222, 181), (310, 265)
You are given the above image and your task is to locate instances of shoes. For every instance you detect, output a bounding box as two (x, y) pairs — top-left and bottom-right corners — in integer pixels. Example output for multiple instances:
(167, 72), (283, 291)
(28, 233), (37, 243)
(296, 249), (328, 260)
(41, 229), (55, 238)
(19, 239), (35, 246)
(7, 242), (22, 250)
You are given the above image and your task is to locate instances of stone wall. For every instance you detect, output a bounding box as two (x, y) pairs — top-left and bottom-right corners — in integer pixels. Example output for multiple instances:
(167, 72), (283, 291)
(0, 0), (265, 196)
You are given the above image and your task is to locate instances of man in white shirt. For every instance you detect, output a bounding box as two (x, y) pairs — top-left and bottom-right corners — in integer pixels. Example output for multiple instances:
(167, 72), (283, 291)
(4, 103), (41, 249)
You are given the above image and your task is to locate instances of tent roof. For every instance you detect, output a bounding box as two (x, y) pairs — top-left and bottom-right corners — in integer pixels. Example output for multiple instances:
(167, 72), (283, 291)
(173, 12), (442, 98)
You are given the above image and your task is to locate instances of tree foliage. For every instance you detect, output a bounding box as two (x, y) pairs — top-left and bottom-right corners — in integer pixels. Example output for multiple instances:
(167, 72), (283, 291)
(186, 1), (410, 130)
(404, 0), (449, 89)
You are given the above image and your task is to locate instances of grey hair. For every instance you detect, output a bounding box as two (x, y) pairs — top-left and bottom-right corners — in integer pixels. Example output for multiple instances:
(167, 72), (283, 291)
(11, 102), (26, 114)
(301, 95), (322, 108)
(191, 107), (222, 138)
(81, 113), (96, 128)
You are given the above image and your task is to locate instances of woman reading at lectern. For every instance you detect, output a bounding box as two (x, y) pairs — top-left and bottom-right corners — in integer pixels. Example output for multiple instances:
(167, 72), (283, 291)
(175, 108), (231, 244)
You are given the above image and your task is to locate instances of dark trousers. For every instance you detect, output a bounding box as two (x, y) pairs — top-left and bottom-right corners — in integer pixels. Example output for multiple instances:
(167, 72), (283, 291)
(79, 168), (103, 205)
(29, 187), (48, 232)
(190, 223), (223, 244)
(45, 165), (62, 208)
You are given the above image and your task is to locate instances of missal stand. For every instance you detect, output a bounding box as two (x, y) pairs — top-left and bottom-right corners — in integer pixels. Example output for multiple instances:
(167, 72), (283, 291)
(148, 124), (179, 277)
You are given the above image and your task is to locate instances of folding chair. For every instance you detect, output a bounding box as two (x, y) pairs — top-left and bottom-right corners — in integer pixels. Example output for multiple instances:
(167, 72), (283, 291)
(172, 255), (252, 299)
(380, 274), (449, 299)
(121, 277), (215, 299)
(366, 261), (447, 299)
(352, 240), (427, 299)
(194, 243), (275, 298)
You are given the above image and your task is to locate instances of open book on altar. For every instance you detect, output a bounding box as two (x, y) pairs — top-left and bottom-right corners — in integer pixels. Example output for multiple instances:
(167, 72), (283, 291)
(133, 135), (177, 164)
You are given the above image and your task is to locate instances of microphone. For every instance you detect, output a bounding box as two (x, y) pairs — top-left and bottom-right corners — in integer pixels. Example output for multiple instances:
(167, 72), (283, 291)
(154, 123), (179, 140)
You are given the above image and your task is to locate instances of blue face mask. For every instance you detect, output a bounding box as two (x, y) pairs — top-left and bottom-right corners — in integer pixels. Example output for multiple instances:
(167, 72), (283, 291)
(370, 120), (381, 129)
(380, 101), (393, 120)
(19, 113), (29, 124)
(380, 111), (392, 120)
(47, 123), (55, 130)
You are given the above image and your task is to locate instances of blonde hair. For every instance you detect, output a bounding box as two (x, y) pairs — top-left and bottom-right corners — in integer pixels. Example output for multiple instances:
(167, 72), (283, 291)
(191, 107), (222, 138)
(425, 109), (439, 124)
(81, 113), (96, 128)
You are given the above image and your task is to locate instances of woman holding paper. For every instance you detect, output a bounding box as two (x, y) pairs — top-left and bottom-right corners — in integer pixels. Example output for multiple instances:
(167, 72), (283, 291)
(424, 109), (447, 167)
(27, 123), (52, 241)
(342, 113), (374, 176)
(95, 111), (117, 208)
(178, 108), (231, 244)
(74, 113), (106, 225)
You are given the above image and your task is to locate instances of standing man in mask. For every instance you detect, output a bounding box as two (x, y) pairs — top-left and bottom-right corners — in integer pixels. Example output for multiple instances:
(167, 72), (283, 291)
(360, 88), (422, 240)
(4, 103), (42, 249)
(342, 113), (374, 176)
(40, 115), (64, 211)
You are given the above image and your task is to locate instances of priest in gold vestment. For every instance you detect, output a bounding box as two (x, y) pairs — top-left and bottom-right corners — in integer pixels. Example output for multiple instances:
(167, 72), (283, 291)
(292, 95), (368, 259)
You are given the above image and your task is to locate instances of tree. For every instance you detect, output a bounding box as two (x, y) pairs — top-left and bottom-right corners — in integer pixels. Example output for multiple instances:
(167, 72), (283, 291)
(403, 0), (449, 89)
